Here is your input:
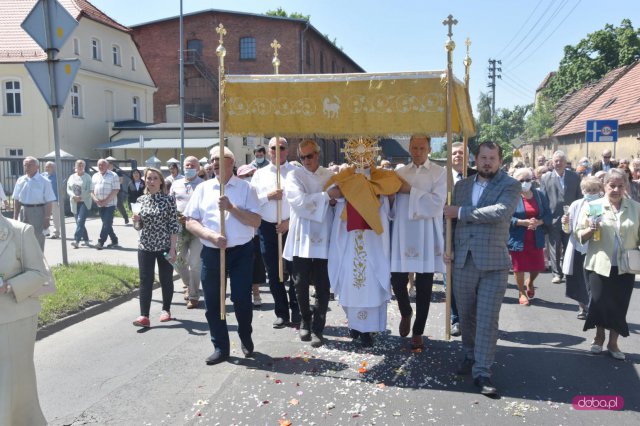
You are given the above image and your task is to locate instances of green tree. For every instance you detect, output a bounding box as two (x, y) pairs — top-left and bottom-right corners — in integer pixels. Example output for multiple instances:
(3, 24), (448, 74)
(477, 104), (531, 165)
(265, 8), (309, 21)
(524, 100), (554, 142)
(543, 19), (640, 104)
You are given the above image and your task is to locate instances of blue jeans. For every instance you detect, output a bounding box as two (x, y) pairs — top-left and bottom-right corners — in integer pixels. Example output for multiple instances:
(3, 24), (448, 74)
(201, 242), (253, 355)
(73, 202), (89, 242)
(98, 206), (117, 244)
(258, 220), (299, 322)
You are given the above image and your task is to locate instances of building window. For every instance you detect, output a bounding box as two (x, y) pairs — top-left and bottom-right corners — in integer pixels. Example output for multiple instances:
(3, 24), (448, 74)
(7, 148), (24, 176)
(91, 38), (101, 60)
(112, 45), (121, 66)
(70, 84), (82, 117)
(187, 39), (203, 57)
(3, 80), (22, 115)
(132, 96), (140, 120)
(239, 37), (256, 60)
(73, 38), (79, 55)
(131, 56), (136, 71)
(319, 52), (324, 73)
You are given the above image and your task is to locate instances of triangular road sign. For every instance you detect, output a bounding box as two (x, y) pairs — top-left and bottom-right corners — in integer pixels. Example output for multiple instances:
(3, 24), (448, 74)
(21, 0), (78, 52)
(25, 59), (80, 109)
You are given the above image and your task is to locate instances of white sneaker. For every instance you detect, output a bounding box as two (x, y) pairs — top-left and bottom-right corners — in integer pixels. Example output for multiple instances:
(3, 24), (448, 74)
(70, 241), (79, 249)
(551, 276), (563, 284)
(81, 240), (91, 247)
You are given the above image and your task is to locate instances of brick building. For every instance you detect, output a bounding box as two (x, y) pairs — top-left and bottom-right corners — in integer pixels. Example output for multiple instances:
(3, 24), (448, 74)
(131, 10), (365, 125)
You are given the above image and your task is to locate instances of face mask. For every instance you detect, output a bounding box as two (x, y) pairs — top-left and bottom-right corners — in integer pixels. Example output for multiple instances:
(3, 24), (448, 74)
(184, 168), (197, 179)
(255, 157), (265, 164)
(584, 193), (599, 202)
(521, 181), (532, 192)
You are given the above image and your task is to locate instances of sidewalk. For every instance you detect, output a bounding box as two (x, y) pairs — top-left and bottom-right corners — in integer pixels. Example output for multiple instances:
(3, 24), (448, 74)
(34, 226), (640, 426)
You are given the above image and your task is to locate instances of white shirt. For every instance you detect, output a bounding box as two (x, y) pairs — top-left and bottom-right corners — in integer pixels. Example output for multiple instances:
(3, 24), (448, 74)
(0, 181), (8, 201)
(170, 176), (204, 212)
(390, 160), (447, 272)
(91, 171), (119, 207)
(283, 166), (334, 260)
(12, 173), (55, 205)
(472, 175), (488, 206)
(553, 169), (565, 190)
(251, 161), (294, 222)
(183, 176), (260, 248)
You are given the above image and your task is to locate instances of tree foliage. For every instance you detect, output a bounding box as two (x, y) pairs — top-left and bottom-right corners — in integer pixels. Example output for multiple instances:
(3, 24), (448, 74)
(524, 100), (554, 142)
(543, 19), (640, 104)
(476, 101), (531, 165)
(265, 8), (310, 21)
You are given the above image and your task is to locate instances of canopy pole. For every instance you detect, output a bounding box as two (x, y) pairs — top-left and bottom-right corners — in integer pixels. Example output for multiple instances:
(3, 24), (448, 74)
(443, 14), (458, 342)
(272, 39), (285, 283)
(216, 24), (227, 320)
(462, 38), (472, 178)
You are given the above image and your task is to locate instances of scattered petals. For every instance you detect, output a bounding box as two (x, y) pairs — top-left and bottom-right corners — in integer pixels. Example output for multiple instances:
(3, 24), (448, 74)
(279, 420), (292, 426)
(358, 367), (367, 374)
(275, 379), (283, 384)
(289, 398), (299, 406)
(376, 383), (386, 389)
(326, 402), (336, 410)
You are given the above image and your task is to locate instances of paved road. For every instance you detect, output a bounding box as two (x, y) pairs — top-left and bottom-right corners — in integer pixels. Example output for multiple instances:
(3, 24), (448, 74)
(36, 217), (640, 425)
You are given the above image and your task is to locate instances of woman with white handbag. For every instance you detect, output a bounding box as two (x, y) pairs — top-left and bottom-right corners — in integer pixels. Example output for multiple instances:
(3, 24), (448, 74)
(576, 168), (640, 361)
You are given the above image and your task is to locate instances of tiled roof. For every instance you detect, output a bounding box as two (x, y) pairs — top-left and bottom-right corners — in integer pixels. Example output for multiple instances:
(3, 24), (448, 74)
(551, 64), (630, 133)
(554, 60), (640, 137)
(0, 0), (128, 63)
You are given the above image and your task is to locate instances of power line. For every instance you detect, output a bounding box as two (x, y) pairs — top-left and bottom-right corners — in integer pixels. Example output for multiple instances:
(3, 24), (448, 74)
(502, 72), (534, 93)
(507, 0), (571, 65)
(496, 0), (546, 58)
(502, 0), (558, 61)
(501, 77), (533, 99)
(511, 0), (583, 70)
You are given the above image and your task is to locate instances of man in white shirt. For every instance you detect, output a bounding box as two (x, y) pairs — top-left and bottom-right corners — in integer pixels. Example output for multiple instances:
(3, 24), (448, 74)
(91, 159), (120, 250)
(12, 156), (56, 250)
(390, 135), (446, 350)
(170, 156), (204, 309)
(251, 137), (300, 328)
(284, 140), (338, 347)
(184, 146), (261, 365)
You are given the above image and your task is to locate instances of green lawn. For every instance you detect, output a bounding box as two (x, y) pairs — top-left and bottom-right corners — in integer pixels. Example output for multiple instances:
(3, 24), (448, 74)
(39, 262), (139, 327)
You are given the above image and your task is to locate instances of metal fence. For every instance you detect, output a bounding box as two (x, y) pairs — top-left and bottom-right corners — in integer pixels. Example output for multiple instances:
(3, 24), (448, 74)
(0, 157), (136, 216)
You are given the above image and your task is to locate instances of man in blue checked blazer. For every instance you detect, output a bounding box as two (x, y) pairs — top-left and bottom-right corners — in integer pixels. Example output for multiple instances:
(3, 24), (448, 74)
(444, 142), (521, 397)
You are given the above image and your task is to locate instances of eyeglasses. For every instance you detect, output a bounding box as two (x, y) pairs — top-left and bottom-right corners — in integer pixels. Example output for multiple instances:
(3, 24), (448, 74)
(270, 146), (287, 151)
(518, 179), (532, 182)
(299, 152), (315, 161)
(603, 156), (611, 159)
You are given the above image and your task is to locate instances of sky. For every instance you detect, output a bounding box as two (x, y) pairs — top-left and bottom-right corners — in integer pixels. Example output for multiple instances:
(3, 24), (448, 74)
(90, 0), (639, 115)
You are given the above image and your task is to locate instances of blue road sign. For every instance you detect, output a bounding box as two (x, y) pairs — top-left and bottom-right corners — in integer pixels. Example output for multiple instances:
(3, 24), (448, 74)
(585, 120), (618, 142)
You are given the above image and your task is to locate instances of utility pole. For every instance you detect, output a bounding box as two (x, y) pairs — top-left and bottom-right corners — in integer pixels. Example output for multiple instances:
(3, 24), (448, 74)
(487, 58), (501, 124)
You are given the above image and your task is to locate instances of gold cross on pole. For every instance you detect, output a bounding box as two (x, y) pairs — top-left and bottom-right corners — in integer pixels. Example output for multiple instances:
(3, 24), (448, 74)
(271, 39), (281, 58)
(216, 23), (227, 45)
(442, 14), (458, 38)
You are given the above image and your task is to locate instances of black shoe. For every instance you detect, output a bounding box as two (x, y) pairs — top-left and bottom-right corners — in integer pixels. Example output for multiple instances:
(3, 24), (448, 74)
(107, 241), (119, 248)
(360, 332), (374, 348)
(273, 317), (287, 329)
(329, 293), (335, 301)
(310, 332), (324, 348)
(349, 328), (361, 339)
(96, 242), (104, 250)
(290, 312), (302, 326)
(456, 358), (474, 375)
(299, 322), (311, 341)
(451, 323), (461, 337)
(205, 351), (229, 365)
(399, 314), (412, 337)
(474, 376), (498, 396)
(240, 339), (254, 358)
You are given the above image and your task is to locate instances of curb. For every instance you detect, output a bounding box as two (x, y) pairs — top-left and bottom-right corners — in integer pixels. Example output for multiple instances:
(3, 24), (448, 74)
(36, 273), (180, 341)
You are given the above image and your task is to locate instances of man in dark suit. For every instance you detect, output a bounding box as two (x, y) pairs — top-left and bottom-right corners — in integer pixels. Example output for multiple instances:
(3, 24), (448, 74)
(591, 149), (618, 175)
(444, 142), (521, 397)
(540, 150), (582, 283)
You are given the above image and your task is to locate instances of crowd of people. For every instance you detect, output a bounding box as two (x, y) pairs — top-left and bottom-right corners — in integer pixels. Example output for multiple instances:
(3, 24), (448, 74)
(1, 142), (638, 422)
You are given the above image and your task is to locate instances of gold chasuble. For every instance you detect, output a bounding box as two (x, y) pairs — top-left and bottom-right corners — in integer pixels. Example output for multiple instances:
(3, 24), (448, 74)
(324, 166), (402, 235)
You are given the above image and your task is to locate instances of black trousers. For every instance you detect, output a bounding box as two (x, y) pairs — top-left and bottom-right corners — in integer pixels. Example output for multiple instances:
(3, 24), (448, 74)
(258, 220), (299, 321)
(391, 272), (434, 336)
(138, 249), (174, 317)
(291, 257), (330, 334)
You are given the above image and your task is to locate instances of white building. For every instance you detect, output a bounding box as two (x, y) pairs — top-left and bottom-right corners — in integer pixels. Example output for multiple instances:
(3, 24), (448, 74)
(0, 0), (156, 160)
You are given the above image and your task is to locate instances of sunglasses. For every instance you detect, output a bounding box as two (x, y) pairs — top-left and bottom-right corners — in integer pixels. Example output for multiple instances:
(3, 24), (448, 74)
(519, 179), (532, 182)
(299, 153), (315, 161)
(270, 146), (287, 151)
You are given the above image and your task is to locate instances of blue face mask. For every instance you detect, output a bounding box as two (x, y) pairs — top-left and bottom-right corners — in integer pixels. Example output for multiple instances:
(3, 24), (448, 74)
(584, 193), (600, 202)
(255, 157), (265, 164)
(184, 168), (197, 179)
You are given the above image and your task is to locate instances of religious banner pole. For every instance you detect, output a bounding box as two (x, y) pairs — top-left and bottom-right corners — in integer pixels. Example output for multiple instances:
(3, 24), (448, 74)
(443, 14), (458, 341)
(462, 38), (472, 178)
(216, 23), (227, 320)
(271, 39), (285, 283)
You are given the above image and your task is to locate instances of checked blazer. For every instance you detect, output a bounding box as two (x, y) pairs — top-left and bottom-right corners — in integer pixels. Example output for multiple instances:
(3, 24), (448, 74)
(452, 170), (521, 271)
